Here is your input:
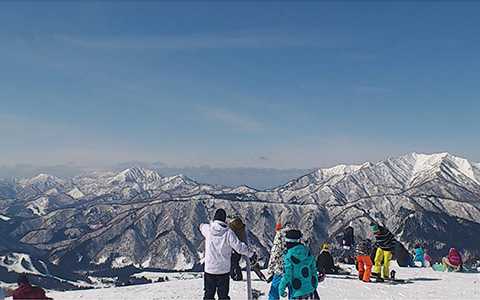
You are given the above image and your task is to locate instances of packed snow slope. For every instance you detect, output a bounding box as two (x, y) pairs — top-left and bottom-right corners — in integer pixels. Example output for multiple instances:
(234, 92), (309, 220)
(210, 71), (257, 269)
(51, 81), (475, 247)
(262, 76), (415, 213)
(0, 152), (479, 277)
(47, 266), (480, 300)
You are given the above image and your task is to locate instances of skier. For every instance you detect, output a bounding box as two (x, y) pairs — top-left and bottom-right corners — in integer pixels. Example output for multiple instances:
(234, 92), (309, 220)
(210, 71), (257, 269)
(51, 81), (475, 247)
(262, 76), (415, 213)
(413, 243), (426, 267)
(370, 222), (396, 281)
(12, 274), (52, 300)
(355, 238), (373, 282)
(316, 243), (340, 274)
(279, 229), (320, 300)
(442, 247), (463, 272)
(266, 219), (294, 300)
(341, 222), (355, 264)
(200, 208), (256, 300)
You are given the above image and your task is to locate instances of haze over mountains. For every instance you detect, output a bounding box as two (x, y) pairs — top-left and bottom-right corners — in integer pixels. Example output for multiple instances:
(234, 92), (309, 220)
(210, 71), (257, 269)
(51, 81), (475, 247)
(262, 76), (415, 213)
(0, 164), (310, 190)
(0, 152), (479, 287)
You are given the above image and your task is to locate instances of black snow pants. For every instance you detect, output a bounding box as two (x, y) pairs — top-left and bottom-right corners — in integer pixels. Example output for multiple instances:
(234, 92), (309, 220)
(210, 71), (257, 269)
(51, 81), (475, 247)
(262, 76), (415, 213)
(204, 272), (231, 300)
(230, 252), (243, 281)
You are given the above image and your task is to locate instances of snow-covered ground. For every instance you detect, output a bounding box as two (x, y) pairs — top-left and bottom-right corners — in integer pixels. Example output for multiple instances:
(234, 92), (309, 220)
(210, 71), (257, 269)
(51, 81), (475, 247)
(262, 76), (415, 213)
(44, 265), (479, 300)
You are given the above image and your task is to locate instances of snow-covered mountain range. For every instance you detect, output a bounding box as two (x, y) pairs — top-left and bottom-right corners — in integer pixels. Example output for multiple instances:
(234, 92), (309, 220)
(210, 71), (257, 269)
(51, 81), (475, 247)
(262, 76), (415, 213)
(0, 152), (479, 284)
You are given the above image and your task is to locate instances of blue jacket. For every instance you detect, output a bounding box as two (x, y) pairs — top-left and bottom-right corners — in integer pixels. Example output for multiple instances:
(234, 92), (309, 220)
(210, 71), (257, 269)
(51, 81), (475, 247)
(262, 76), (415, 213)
(279, 244), (318, 299)
(414, 247), (425, 262)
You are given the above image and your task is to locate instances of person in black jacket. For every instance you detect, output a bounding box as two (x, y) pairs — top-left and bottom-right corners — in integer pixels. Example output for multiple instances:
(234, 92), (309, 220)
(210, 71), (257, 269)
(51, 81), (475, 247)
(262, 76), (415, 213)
(316, 243), (340, 274)
(340, 222), (355, 264)
(342, 223), (354, 249)
(370, 222), (396, 281)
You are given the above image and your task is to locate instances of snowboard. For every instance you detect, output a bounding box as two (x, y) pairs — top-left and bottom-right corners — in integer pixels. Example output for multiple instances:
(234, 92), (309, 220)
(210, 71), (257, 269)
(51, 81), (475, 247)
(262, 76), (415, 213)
(372, 278), (412, 284)
(328, 274), (411, 284)
(371, 272), (412, 284)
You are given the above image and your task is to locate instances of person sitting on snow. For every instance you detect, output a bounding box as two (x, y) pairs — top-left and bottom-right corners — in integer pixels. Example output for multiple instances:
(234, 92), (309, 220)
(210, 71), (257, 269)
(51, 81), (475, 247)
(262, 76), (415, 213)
(442, 247), (463, 272)
(316, 243), (340, 275)
(199, 208), (256, 300)
(370, 222), (396, 281)
(12, 274), (52, 300)
(279, 229), (320, 300)
(414, 243), (426, 267)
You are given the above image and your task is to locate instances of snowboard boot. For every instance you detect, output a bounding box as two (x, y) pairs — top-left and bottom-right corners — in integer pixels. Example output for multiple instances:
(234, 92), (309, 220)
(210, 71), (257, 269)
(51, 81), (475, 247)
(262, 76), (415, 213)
(372, 272), (384, 282)
(390, 270), (396, 280)
(358, 271), (364, 281)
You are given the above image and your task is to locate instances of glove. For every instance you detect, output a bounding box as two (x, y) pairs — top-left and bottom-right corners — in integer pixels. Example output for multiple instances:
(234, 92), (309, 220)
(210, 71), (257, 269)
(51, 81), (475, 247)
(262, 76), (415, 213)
(281, 291), (287, 298)
(266, 275), (273, 283)
(318, 272), (326, 283)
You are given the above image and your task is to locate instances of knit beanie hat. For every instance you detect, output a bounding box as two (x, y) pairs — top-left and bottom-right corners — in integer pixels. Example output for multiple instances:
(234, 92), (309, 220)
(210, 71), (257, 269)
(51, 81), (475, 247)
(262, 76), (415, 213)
(213, 208), (227, 222)
(370, 222), (379, 233)
(285, 229), (302, 243)
(285, 229), (302, 249)
(275, 223), (282, 232)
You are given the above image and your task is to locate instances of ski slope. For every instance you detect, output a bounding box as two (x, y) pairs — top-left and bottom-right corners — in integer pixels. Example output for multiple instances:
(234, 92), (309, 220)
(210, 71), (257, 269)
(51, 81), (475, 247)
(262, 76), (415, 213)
(47, 266), (480, 300)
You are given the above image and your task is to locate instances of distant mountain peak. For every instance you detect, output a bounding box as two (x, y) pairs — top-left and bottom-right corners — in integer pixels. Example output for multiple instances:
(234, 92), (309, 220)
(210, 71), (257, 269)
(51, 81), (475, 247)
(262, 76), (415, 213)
(409, 152), (479, 184)
(19, 173), (66, 189)
(110, 167), (163, 184)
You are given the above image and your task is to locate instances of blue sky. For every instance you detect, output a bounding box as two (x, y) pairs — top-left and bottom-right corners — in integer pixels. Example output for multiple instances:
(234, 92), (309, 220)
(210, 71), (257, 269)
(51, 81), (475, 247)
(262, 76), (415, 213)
(1, 1), (479, 168)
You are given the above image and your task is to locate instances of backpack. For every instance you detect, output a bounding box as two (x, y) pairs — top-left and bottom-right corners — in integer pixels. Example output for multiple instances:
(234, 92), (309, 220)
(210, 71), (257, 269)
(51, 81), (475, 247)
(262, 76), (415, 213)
(283, 244), (318, 298)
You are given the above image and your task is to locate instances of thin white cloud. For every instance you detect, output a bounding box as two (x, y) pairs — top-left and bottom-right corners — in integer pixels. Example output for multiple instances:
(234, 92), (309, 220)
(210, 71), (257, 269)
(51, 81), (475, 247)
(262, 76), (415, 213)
(54, 32), (343, 50)
(201, 107), (264, 132)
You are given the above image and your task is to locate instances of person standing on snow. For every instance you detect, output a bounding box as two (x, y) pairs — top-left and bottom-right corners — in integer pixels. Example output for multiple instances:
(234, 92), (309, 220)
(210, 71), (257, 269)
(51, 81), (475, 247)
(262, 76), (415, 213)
(229, 217), (266, 282)
(229, 217), (247, 281)
(200, 208), (255, 300)
(266, 219), (294, 300)
(355, 239), (373, 282)
(341, 222), (355, 264)
(370, 222), (396, 281)
(279, 229), (320, 300)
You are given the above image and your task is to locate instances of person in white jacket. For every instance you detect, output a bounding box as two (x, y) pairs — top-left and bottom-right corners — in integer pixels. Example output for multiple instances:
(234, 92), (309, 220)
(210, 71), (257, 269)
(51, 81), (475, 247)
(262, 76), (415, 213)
(200, 208), (254, 300)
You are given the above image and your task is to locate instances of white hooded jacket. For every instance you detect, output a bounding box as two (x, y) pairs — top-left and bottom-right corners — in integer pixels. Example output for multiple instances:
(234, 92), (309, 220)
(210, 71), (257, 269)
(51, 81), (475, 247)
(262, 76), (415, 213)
(200, 220), (253, 274)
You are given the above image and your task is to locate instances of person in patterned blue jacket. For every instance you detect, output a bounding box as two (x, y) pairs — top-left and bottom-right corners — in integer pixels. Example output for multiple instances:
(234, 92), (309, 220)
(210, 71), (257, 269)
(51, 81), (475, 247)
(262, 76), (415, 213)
(279, 230), (320, 300)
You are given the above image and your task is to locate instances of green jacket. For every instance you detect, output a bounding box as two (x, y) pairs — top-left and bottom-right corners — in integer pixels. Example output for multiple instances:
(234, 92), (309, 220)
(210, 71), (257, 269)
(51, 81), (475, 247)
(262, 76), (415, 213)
(279, 244), (318, 299)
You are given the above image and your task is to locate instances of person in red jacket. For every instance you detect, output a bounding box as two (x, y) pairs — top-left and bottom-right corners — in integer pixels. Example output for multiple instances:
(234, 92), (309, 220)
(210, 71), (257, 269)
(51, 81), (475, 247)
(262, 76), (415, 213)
(12, 274), (52, 300)
(442, 248), (463, 271)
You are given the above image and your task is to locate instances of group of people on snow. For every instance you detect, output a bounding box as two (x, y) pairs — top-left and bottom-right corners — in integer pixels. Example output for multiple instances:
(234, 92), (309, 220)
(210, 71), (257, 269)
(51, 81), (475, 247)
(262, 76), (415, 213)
(0, 274), (52, 300)
(199, 209), (468, 299)
(199, 209), (321, 300)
